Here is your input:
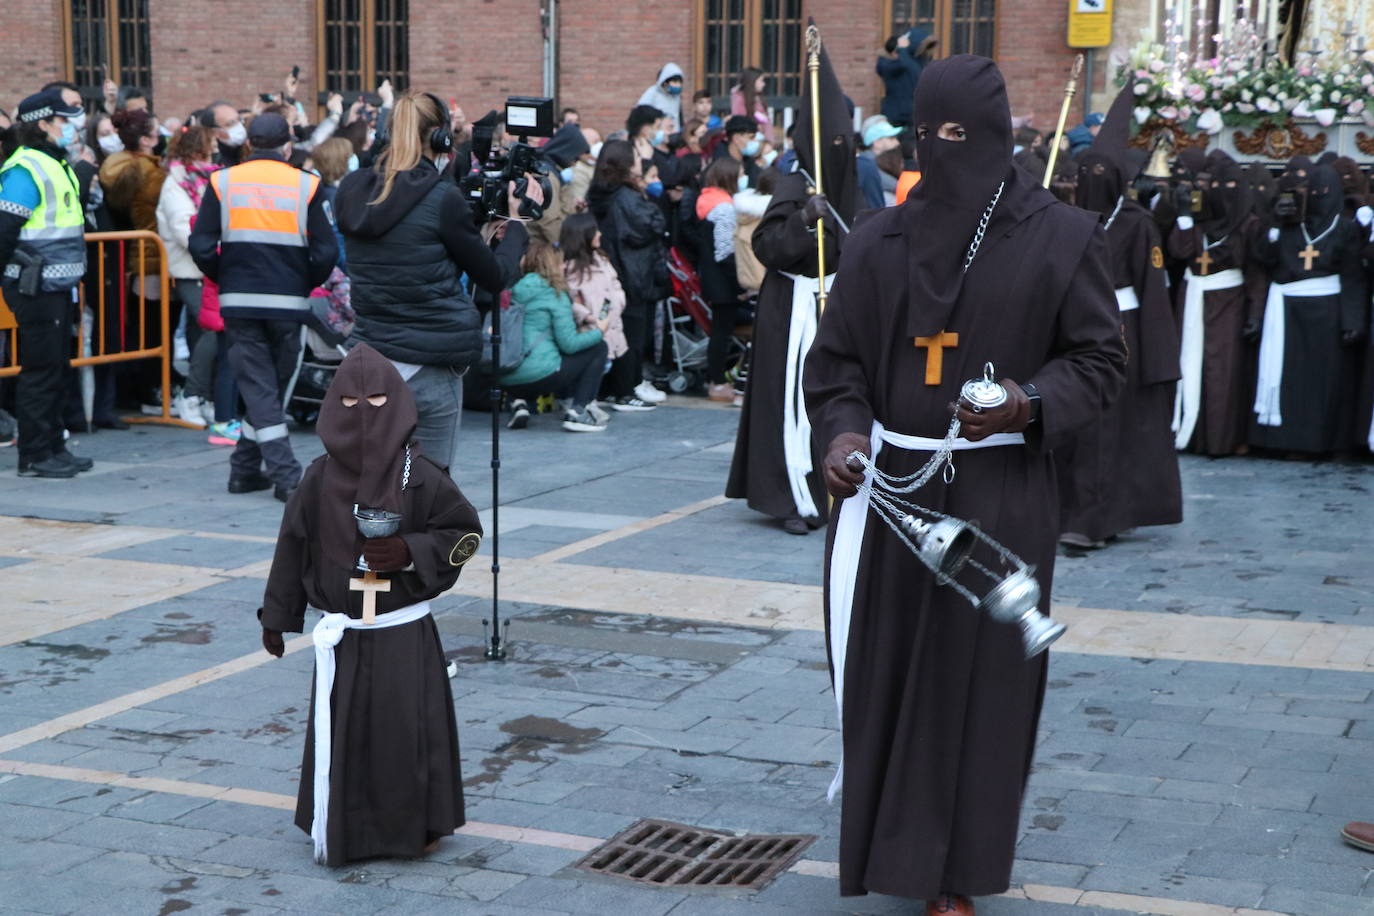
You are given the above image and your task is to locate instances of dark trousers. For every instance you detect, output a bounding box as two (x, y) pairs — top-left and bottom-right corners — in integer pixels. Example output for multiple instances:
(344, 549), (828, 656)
(608, 294), (649, 398)
(178, 279), (238, 422)
(225, 317), (302, 487)
(9, 289), (72, 464)
(509, 341), (609, 409)
(708, 301), (738, 384)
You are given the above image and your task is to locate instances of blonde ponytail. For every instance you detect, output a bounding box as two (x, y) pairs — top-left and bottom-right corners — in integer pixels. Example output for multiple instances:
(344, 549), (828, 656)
(369, 91), (445, 206)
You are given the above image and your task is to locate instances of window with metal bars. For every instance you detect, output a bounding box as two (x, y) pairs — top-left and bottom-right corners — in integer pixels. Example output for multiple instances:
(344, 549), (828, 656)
(318, 0), (409, 94)
(698, 0), (804, 108)
(887, 0), (996, 59)
(65, 0), (152, 95)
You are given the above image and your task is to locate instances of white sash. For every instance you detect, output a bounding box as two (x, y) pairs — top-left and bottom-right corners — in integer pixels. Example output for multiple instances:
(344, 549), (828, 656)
(778, 271), (834, 520)
(825, 419), (1025, 802)
(310, 600), (433, 864)
(1115, 286), (1140, 312)
(1171, 268), (1244, 449)
(1252, 274), (1343, 428)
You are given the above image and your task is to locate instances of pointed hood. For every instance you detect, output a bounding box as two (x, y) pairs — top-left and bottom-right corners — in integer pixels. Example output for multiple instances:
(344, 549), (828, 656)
(1304, 164), (1342, 235)
(316, 344), (420, 568)
(794, 19), (859, 227)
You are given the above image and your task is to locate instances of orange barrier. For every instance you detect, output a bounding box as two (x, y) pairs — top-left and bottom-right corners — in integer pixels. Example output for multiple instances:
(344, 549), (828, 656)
(0, 229), (200, 429)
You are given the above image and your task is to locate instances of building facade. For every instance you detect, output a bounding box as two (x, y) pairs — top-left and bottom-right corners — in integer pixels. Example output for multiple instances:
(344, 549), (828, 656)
(4, 1), (1153, 144)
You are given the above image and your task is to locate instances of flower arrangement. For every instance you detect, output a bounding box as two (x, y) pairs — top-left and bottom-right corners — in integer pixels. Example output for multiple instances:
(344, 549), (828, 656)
(1118, 30), (1374, 136)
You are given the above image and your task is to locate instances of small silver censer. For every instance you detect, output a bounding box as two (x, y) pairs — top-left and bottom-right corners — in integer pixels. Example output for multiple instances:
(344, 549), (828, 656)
(960, 362), (1008, 412)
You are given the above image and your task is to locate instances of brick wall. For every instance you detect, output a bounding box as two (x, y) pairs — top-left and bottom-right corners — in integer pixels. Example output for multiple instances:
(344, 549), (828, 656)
(995, 2), (1084, 131)
(0, 0), (65, 112)
(411, 0), (546, 125)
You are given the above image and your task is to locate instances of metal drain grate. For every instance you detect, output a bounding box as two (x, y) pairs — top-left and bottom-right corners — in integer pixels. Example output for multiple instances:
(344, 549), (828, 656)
(574, 818), (815, 891)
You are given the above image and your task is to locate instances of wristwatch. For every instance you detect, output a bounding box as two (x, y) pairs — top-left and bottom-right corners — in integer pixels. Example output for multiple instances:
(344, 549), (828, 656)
(1021, 382), (1042, 424)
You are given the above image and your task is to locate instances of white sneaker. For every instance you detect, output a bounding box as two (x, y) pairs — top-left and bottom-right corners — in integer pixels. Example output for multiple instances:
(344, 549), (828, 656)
(562, 408), (607, 432)
(586, 401), (610, 425)
(635, 381), (667, 403)
(175, 394), (207, 428)
(507, 399), (530, 430)
(610, 396), (656, 412)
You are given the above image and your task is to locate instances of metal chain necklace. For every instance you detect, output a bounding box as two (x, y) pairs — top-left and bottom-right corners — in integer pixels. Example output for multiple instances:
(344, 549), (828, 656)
(1301, 213), (1339, 248)
(1103, 195), (1124, 231)
(963, 181), (1006, 273)
(400, 444), (412, 491)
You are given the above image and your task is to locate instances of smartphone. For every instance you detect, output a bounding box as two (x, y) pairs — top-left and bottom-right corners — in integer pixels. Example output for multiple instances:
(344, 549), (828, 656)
(1189, 190), (1203, 213)
(259, 93), (275, 104)
(291, 65), (301, 81)
(599, 299), (612, 320)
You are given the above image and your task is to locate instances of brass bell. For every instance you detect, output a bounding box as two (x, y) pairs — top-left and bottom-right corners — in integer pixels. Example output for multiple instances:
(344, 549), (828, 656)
(898, 514), (976, 579)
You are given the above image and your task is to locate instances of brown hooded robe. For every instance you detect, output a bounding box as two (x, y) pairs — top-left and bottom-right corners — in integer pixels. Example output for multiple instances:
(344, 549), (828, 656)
(259, 343), (483, 866)
(803, 56), (1125, 900)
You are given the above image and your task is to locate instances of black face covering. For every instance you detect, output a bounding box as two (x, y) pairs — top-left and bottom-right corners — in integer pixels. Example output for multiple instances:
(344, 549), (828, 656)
(1202, 159), (1251, 239)
(1076, 152), (1123, 217)
(1304, 164), (1342, 234)
(1243, 163), (1275, 208)
(793, 26), (858, 226)
(904, 55), (1026, 338)
(316, 343), (420, 569)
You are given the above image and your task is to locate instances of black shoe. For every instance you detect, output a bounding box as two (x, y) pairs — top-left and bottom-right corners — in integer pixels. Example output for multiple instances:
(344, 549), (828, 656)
(227, 472), (273, 494)
(18, 456), (79, 479)
(54, 450), (94, 472)
(93, 417), (130, 431)
(782, 518), (810, 536)
(274, 484), (296, 504)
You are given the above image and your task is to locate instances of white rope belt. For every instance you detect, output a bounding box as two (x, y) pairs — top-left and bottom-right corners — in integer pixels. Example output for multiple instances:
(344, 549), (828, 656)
(1115, 286), (1140, 312)
(1172, 268), (1244, 449)
(826, 419), (1024, 802)
(310, 600), (432, 864)
(1253, 274), (1342, 428)
(778, 271), (834, 519)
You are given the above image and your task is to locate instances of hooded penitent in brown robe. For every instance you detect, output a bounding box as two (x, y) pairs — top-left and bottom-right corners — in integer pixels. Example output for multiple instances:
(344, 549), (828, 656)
(804, 56), (1125, 902)
(726, 26), (856, 531)
(259, 343), (482, 866)
(1056, 89), (1181, 544)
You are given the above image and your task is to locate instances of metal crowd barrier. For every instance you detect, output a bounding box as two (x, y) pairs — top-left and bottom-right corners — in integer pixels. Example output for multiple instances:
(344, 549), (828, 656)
(0, 229), (200, 429)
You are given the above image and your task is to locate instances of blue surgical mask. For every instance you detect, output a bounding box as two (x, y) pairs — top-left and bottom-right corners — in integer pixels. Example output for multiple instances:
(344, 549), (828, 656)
(737, 174), (749, 192)
(652, 129), (666, 146)
(741, 139), (761, 158)
(762, 149), (778, 167)
(346, 153), (359, 173)
(57, 121), (78, 149)
(666, 84), (682, 96)
(646, 180), (664, 199)
(560, 166), (574, 185)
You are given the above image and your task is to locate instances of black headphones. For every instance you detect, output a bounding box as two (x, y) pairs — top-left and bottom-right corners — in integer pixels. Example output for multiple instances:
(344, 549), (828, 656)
(424, 93), (453, 155)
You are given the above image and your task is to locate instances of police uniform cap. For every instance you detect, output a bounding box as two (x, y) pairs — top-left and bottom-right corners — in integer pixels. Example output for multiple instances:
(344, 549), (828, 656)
(17, 88), (83, 124)
(248, 112), (292, 149)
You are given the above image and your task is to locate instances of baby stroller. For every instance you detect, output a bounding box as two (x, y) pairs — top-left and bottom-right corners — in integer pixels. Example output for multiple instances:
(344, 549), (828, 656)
(650, 247), (751, 394)
(286, 282), (353, 425)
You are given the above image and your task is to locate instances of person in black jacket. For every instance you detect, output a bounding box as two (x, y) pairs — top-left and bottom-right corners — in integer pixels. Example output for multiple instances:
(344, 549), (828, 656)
(588, 139), (668, 410)
(334, 91), (532, 475)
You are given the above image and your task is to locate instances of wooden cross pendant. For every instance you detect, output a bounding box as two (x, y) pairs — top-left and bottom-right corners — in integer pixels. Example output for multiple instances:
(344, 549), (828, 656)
(1195, 249), (1213, 276)
(1299, 243), (1319, 271)
(349, 570), (391, 625)
(914, 331), (959, 385)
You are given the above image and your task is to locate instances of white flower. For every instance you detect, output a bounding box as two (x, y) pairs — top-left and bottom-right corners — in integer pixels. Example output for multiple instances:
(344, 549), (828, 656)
(1150, 59), (1166, 73)
(1313, 108), (1337, 127)
(1285, 98), (1302, 112)
(1236, 102), (1256, 113)
(1351, 99), (1366, 115)
(1329, 90), (1342, 103)
(1241, 88), (1253, 102)
(1159, 105), (1179, 120)
(1256, 97), (1280, 113)
(1135, 81), (1152, 96)
(1196, 109), (1224, 134)
(1134, 105), (1152, 124)
(1292, 101), (1311, 117)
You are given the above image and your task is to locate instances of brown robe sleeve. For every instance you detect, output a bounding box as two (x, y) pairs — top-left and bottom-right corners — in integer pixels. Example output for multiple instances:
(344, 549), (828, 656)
(1337, 221), (1369, 335)
(397, 461), (484, 598)
(1128, 214), (1180, 386)
(259, 468), (316, 634)
(752, 173), (841, 277)
(1026, 226), (1128, 453)
(803, 230), (877, 452)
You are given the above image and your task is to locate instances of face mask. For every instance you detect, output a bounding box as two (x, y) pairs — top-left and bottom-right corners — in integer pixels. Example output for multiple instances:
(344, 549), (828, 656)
(652, 130), (666, 146)
(741, 139), (761, 158)
(737, 173), (749, 191)
(70, 111), (87, 132)
(304, 167), (320, 177)
(645, 180), (664, 199)
(560, 166), (574, 185)
(223, 122), (247, 147)
(761, 149), (778, 167)
(346, 153), (359, 173)
(590, 141), (604, 159)
(57, 121), (78, 149)
(98, 134), (125, 155)
(159, 124), (174, 138)
(367, 128), (377, 147)
(666, 84), (682, 96)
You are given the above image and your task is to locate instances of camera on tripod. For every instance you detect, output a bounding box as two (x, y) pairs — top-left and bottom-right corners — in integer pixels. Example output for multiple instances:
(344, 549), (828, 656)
(460, 96), (556, 225)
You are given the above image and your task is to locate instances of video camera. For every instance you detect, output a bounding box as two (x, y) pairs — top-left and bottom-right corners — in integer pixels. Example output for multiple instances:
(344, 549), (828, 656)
(460, 96), (556, 225)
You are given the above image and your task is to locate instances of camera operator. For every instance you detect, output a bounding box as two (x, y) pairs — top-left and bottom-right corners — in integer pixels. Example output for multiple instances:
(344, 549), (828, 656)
(335, 91), (538, 476)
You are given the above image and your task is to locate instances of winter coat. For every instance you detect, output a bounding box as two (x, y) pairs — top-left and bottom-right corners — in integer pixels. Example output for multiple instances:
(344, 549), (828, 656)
(100, 151), (168, 279)
(591, 183), (667, 304)
(876, 27), (930, 125)
(500, 272), (603, 387)
(638, 62), (685, 128)
(693, 188), (741, 305)
(732, 188), (771, 292)
(156, 163), (209, 280)
(566, 252), (628, 359)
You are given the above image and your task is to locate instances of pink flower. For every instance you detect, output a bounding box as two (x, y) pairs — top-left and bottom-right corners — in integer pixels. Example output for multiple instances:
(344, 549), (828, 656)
(1159, 105), (1179, 120)
(1136, 68), (1150, 79)
(1150, 59), (1166, 73)
(1351, 99), (1366, 115)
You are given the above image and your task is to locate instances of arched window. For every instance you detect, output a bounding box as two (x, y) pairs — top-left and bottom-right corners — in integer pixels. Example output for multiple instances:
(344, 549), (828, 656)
(887, 0), (996, 59)
(64, 0), (153, 95)
(317, 0), (409, 94)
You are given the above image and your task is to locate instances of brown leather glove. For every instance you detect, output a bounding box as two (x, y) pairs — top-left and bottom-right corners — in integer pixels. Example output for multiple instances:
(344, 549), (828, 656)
(823, 431), (872, 498)
(261, 627), (285, 658)
(801, 193), (829, 227)
(363, 535), (412, 572)
(954, 379), (1031, 442)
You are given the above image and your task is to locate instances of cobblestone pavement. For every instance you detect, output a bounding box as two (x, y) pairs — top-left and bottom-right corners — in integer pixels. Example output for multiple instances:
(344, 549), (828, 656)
(1, 403), (1373, 915)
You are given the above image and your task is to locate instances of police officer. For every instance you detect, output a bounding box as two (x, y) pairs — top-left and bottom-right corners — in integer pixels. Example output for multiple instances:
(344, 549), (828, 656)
(0, 88), (92, 478)
(189, 112), (338, 501)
